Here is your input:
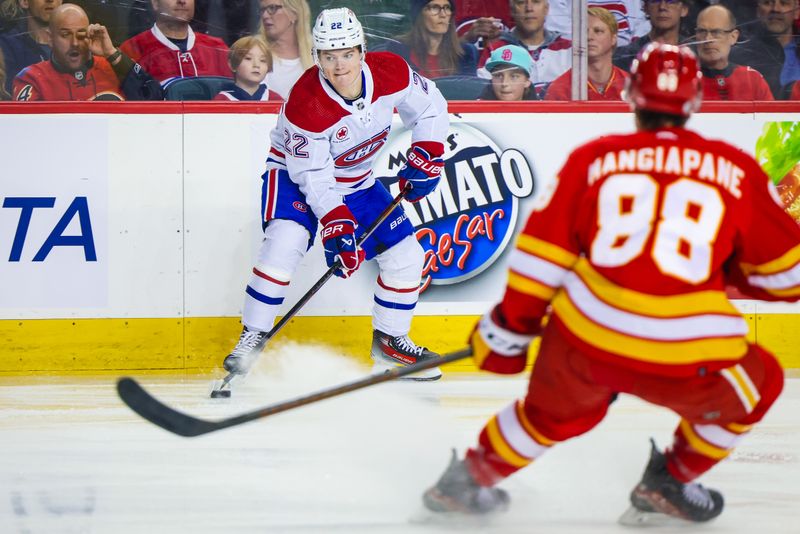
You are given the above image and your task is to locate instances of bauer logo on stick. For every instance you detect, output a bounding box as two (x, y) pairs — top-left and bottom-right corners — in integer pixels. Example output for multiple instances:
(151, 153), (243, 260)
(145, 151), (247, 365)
(376, 124), (536, 291)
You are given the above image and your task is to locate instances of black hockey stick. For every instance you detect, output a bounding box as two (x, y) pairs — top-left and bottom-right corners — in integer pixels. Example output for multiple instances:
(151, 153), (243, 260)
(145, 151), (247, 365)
(117, 347), (472, 437)
(211, 182), (413, 397)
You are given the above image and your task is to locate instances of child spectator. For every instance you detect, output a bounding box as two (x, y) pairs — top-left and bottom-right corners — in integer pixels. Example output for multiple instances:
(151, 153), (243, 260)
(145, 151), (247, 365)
(545, 7), (628, 100)
(546, 0), (650, 46)
(695, 5), (773, 101)
(13, 4), (161, 100)
(478, 44), (537, 100)
(214, 35), (282, 101)
(257, 0), (313, 99)
(477, 0), (572, 98)
(382, 0), (479, 78)
(120, 0), (229, 86)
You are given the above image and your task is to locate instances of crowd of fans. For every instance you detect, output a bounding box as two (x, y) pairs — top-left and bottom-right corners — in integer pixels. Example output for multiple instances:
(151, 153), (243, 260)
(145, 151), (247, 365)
(0, 0), (798, 101)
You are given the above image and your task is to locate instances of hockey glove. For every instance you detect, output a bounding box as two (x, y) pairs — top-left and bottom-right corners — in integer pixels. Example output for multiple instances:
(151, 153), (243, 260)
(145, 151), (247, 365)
(321, 205), (365, 279)
(469, 306), (535, 374)
(397, 144), (444, 202)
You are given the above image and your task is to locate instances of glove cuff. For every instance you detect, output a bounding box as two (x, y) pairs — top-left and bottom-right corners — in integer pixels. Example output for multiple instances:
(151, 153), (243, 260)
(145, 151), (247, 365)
(411, 141), (444, 158)
(320, 204), (356, 227)
(478, 312), (535, 356)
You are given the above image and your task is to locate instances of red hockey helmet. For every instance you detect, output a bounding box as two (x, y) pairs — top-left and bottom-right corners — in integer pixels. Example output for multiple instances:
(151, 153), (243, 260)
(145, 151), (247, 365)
(624, 43), (703, 117)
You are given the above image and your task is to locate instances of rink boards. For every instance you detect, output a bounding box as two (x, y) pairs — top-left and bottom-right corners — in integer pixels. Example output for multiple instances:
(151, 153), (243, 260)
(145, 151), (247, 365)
(1, 102), (799, 372)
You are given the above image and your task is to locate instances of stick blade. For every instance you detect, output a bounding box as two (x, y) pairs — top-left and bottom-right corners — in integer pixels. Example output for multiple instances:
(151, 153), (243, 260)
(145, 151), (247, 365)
(116, 377), (219, 438)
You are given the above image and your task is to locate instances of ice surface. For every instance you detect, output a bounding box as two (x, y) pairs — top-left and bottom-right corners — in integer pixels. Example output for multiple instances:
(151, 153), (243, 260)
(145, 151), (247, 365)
(1, 343), (798, 533)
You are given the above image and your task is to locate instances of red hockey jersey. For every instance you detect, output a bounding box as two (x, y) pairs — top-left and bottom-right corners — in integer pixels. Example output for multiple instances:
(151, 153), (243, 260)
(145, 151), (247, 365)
(701, 65), (773, 101)
(500, 127), (800, 376)
(544, 65), (628, 101)
(13, 57), (123, 101)
(792, 80), (800, 100)
(120, 25), (229, 85)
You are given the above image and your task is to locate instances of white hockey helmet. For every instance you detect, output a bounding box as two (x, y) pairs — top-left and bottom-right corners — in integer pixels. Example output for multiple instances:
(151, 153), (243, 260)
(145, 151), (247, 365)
(312, 8), (366, 56)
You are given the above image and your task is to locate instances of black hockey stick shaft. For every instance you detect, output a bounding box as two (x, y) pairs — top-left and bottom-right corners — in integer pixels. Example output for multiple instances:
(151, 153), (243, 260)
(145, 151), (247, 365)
(118, 347), (472, 437)
(264, 182), (412, 343)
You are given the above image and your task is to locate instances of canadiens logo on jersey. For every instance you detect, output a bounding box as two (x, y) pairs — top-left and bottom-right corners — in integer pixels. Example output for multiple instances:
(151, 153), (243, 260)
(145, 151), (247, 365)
(376, 124), (536, 291)
(333, 127), (390, 167)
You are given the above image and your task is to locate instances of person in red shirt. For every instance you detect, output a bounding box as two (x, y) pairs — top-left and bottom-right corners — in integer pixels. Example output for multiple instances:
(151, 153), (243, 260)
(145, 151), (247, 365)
(13, 4), (161, 100)
(792, 80), (800, 100)
(120, 0), (229, 86)
(213, 36), (282, 101)
(695, 5), (773, 101)
(545, 7), (627, 100)
(423, 42), (798, 525)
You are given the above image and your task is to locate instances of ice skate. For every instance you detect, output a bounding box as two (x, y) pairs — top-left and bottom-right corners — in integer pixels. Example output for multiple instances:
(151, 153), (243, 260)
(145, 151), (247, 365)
(370, 329), (442, 380)
(222, 327), (270, 375)
(618, 439), (724, 526)
(423, 449), (509, 514)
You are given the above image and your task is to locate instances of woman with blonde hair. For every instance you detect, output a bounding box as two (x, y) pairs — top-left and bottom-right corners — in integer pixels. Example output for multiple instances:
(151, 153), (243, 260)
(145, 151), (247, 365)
(257, 0), (313, 99)
(383, 0), (478, 79)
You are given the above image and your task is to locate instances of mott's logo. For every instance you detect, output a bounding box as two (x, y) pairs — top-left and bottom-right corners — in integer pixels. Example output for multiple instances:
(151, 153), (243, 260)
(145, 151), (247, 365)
(377, 123), (535, 291)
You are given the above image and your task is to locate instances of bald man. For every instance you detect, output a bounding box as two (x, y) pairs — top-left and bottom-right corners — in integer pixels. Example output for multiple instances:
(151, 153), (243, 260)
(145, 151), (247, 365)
(694, 5), (772, 101)
(12, 4), (162, 100)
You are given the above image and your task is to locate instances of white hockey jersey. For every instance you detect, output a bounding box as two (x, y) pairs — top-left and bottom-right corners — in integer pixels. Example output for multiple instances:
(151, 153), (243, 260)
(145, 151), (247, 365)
(266, 51), (449, 219)
(545, 0), (651, 47)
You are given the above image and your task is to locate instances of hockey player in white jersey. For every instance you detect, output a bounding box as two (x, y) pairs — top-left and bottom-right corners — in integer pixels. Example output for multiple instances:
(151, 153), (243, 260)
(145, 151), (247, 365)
(223, 7), (450, 380)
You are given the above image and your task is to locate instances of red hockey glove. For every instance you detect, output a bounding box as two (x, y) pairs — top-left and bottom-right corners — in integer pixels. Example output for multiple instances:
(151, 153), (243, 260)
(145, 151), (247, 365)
(469, 306), (535, 374)
(397, 144), (444, 202)
(320, 205), (365, 279)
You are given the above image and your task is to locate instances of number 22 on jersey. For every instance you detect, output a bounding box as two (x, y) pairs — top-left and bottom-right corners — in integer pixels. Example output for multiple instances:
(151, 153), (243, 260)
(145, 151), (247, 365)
(591, 174), (725, 284)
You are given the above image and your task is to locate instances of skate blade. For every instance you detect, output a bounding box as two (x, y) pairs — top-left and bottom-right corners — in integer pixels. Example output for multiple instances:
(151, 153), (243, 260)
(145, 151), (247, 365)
(618, 506), (692, 527)
(371, 360), (442, 381)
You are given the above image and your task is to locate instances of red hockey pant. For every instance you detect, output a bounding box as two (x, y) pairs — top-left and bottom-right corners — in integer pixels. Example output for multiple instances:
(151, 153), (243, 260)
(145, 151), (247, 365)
(466, 320), (784, 486)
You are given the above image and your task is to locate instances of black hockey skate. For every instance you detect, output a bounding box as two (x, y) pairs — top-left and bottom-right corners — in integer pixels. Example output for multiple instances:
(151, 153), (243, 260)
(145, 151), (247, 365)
(423, 449), (510, 514)
(370, 329), (442, 380)
(619, 439), (724, 526)
(223, 327), (270, 375)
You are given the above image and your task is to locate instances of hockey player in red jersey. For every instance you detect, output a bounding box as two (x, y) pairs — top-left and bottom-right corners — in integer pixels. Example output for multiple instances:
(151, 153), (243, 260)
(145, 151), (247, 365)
(423, 42), (800, 524)
(221, 8), (449, 380)
(120, 0), (229, 86)
(13, 4), (161, 101)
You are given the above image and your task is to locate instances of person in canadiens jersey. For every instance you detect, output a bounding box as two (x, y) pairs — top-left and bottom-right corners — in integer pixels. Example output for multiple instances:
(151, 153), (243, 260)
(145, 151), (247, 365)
(423, 43), (800, 524)
(223, 8), (450, 380)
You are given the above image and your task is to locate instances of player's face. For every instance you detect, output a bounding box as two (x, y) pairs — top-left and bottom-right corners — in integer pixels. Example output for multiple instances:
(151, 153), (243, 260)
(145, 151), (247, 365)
(511, 0), (548, 36)
(235, 45), (269, 85)
(22, 0), (62, 25)
(695, 9), (738, 69)
(51, 9), (90, 71)
(490, 66), (531, 101)
(644, 0), (688, 32)
(151, 0), (194, 23)
(260, 0), (297, 41)
(318, 47), (363, 97)
(587, 16), (616, 60)
(421, 1), (452, 36)
(756, 0), (798, 36)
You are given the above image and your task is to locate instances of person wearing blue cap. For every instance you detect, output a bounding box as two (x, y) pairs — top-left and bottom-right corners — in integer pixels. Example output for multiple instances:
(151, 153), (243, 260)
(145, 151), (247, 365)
(479, 44), (537, 100)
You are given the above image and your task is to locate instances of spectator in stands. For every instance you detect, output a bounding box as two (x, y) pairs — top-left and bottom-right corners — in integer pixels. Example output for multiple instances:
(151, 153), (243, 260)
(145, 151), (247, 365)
(545, 0), (650, 47)
(257, 0), (313, 99)
(0, 0), (61, 95)
(214, 35), (281, 101)
(0, 0), (22, 32)
(120, 0), (229, 86)
(695, 5), (773, 100)
(614, 0), (691, 72)
(791, 79), (800, 99)
(477, 0), (572, 99)
(0, 49), (10, 99)
(545, 7), (628, 100)
(383, 0), (479, 79)
(730, 0), (800, 99)
(195, 0), (259, 45)
(12, 4), (162, 100)
(454, 0), (513, 50)
(478, 43), (538, 100)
